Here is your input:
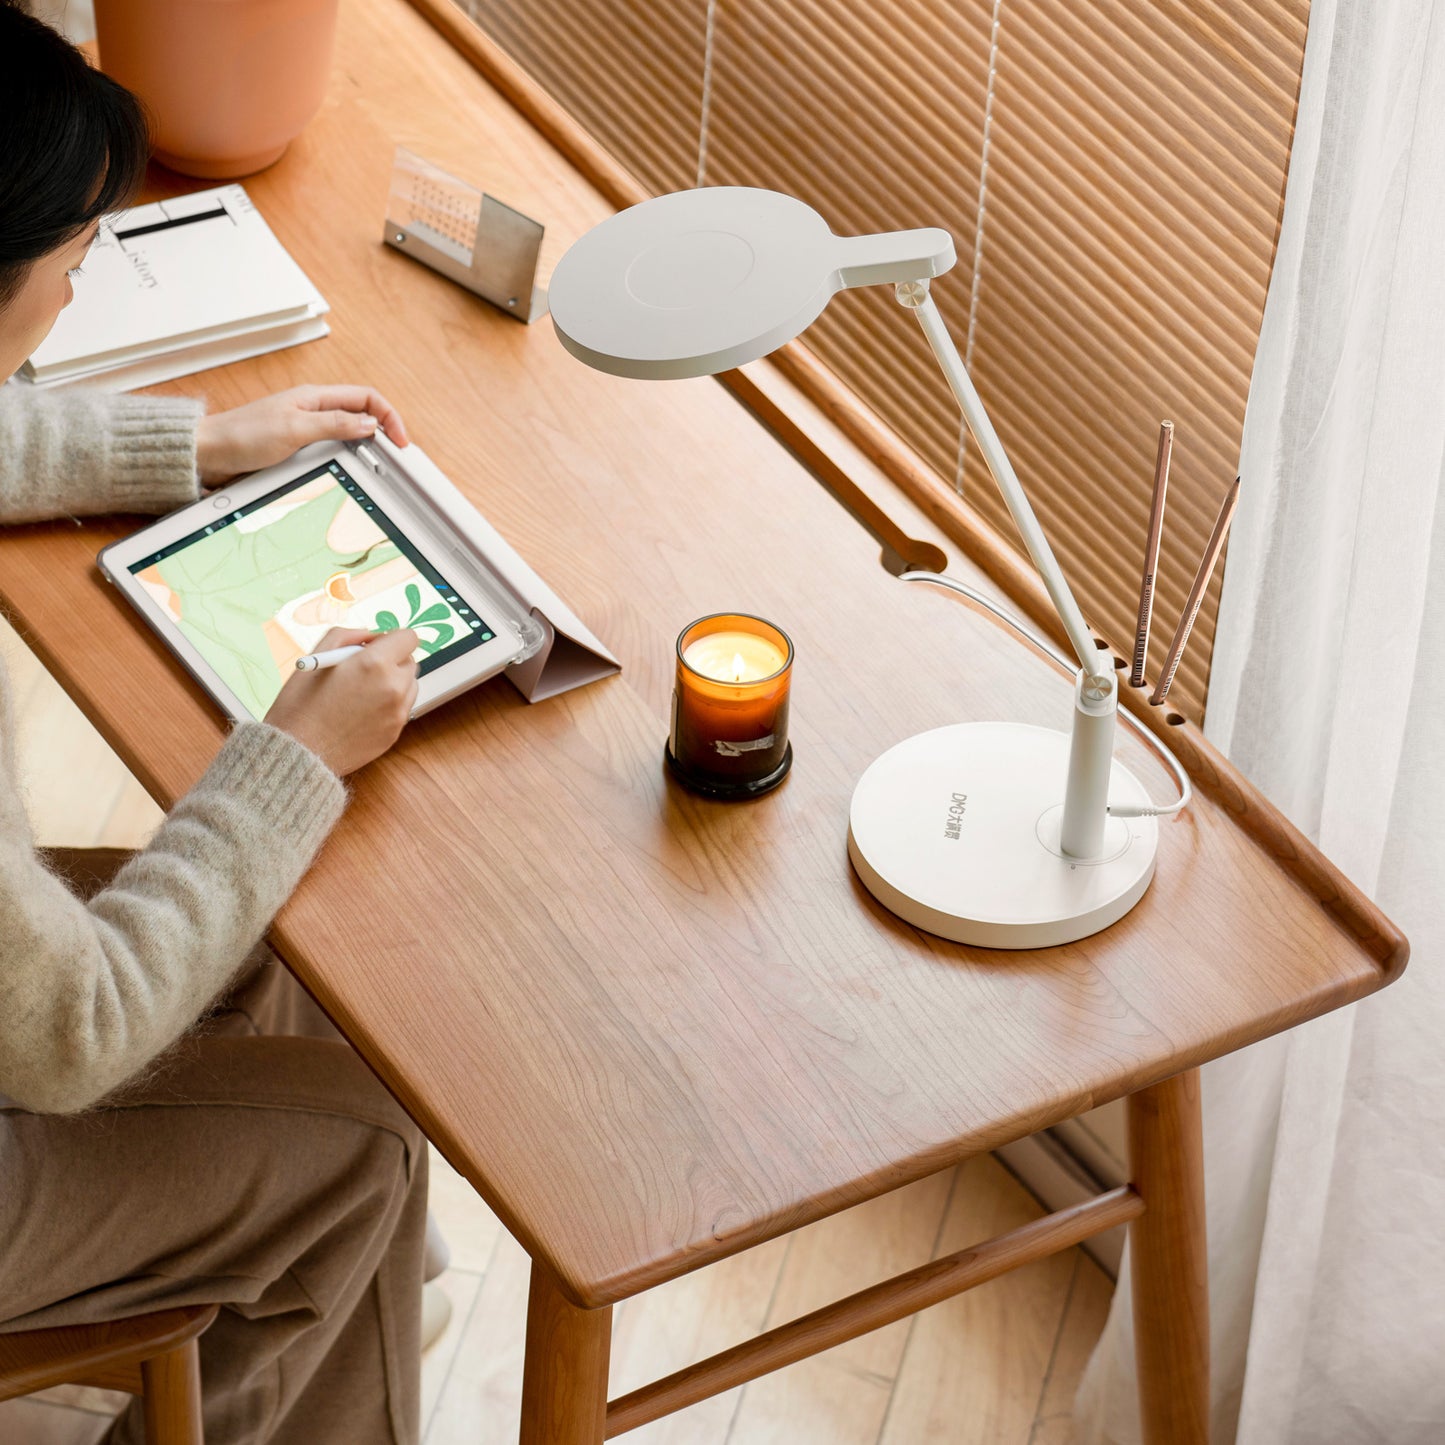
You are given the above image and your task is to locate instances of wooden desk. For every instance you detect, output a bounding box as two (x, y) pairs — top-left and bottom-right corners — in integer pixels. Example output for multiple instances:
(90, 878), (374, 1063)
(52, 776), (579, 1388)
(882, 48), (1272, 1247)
(0, 2), (1404, 1441)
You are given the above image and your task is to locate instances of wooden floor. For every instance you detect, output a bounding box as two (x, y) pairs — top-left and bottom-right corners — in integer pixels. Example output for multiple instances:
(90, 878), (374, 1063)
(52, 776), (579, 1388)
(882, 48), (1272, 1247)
(0, 619), (1114, 1443)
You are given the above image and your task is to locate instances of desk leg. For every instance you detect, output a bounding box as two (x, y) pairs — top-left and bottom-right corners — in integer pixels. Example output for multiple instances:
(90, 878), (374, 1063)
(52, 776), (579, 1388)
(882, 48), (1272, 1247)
(1128, 1068), (1209, 1445)
(519, 1261), (611, 1445)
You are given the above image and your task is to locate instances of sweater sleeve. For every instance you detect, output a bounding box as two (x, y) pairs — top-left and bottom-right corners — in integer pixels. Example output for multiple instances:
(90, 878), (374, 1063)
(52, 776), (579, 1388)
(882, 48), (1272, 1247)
(0, 388), (203, 522)
(0, 722), (346, 1114)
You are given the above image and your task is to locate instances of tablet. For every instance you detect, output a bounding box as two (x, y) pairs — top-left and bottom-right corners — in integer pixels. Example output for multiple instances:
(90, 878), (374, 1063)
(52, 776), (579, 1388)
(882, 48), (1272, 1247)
(99, 439), (533, 722)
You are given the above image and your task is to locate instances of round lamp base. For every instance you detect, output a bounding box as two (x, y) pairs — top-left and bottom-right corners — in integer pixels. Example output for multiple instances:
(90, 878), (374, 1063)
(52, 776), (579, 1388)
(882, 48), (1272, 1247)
(847, 722), (1158, 949)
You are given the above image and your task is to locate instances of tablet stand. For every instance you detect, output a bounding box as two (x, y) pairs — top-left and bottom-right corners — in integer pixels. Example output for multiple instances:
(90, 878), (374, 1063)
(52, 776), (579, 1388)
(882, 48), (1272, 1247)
(358, 435), (621, 703)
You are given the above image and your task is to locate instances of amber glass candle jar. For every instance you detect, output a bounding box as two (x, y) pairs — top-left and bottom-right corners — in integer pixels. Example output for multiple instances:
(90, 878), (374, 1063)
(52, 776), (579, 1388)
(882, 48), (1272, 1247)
(666, 614), (794, 798)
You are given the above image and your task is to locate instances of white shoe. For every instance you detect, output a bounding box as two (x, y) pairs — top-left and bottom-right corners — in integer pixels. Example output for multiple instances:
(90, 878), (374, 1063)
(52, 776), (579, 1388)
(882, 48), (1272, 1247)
(422, 1280), (453, 1353)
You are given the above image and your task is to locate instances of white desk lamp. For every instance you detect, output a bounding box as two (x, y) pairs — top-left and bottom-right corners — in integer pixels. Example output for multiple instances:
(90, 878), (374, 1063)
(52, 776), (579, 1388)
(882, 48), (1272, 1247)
(550, 187), (1165, 948)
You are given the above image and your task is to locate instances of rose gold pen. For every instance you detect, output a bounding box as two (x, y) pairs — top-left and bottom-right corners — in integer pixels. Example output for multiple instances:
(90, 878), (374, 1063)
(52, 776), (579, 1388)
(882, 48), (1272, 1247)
(1131, 421), (1174, 687)
(1150, 475), (1242, 708)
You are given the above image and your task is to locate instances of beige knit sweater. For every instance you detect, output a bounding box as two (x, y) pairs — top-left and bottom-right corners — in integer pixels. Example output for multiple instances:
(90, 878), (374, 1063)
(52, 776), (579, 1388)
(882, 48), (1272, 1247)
(0, 389), (346, 1114)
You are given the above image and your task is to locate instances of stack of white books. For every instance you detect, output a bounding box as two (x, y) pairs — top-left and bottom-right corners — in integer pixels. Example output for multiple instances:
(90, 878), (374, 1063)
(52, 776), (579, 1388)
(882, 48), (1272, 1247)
(20, 184), (329, 391)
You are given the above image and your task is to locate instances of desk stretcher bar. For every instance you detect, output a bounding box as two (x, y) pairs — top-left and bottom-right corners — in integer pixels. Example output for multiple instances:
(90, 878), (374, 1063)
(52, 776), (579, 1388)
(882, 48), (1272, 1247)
(605, 1183), (1144, 1436)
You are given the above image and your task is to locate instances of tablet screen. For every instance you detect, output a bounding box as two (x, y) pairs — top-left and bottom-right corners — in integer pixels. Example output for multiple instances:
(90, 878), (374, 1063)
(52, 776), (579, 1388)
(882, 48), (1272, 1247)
(127, 459), (497, 718)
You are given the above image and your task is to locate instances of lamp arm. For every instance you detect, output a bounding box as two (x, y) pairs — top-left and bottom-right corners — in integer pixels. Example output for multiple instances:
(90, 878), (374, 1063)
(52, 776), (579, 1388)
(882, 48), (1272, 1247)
(897, 282), (1109, 686)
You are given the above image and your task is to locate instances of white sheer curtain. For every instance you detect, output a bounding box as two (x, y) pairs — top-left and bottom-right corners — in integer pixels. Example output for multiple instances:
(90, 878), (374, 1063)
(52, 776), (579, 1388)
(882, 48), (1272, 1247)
(1077, 0), (1445, 1439)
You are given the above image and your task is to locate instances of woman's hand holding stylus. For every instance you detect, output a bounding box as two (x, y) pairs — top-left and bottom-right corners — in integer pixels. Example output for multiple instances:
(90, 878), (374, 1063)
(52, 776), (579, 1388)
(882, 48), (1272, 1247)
(264, 626), (419, 776)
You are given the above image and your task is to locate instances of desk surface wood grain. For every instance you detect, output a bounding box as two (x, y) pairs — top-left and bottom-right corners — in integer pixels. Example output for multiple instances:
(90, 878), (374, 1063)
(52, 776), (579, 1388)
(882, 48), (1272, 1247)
(0, 0), (1402, 1308)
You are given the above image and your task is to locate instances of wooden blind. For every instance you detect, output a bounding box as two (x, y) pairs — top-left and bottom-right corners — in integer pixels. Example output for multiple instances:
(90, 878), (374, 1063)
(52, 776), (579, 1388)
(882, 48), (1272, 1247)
(457, 0), (1308, 720)
(468, 0), (706, 195)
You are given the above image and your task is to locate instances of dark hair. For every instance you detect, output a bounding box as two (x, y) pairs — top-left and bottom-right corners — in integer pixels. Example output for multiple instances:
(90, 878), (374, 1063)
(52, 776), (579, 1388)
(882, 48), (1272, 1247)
(0, 0), (150, 305)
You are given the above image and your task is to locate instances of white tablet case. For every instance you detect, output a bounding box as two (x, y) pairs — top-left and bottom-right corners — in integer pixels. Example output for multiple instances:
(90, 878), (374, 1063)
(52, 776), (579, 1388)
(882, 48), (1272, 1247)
(363, 435), (620, 703)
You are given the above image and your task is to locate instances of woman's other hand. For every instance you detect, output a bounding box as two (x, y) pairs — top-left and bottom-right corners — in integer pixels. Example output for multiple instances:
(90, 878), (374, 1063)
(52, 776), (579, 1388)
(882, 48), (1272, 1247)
(264, 627), (420, 776)
(196, 385), (410, 487)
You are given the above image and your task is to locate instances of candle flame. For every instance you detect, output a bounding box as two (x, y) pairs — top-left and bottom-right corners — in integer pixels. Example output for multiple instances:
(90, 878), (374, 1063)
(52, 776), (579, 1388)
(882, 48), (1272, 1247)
(731, 652), (746, 683)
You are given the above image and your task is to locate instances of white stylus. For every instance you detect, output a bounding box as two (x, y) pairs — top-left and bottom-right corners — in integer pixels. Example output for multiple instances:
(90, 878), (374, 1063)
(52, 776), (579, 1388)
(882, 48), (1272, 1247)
(294, 644), (365, 672)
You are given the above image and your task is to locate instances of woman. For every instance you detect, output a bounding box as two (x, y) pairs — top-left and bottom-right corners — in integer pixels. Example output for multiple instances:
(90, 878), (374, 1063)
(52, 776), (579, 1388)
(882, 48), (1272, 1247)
(0, 4), (433, 1441)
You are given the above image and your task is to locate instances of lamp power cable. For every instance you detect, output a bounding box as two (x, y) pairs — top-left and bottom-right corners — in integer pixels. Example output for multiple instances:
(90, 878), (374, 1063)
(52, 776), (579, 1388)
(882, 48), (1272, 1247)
(899, 570), (1193, 820)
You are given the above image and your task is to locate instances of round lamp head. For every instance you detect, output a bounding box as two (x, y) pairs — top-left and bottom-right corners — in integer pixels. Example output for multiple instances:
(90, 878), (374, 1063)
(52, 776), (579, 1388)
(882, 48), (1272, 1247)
(550, 187), (955, 379)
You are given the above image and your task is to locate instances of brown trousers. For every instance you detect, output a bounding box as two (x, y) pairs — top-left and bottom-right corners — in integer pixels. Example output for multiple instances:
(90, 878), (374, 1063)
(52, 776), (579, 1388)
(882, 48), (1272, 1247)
(0, 850), (426, 1445)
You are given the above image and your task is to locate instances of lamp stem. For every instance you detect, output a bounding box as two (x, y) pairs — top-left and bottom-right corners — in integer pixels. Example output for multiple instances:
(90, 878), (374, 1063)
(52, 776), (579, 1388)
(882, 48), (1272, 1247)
(901, 286), (1108, 685)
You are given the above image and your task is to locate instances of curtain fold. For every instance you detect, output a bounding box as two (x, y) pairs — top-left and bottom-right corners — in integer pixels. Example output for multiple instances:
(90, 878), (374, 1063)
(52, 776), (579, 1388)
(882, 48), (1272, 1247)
(1078, 0), (1445, 1438)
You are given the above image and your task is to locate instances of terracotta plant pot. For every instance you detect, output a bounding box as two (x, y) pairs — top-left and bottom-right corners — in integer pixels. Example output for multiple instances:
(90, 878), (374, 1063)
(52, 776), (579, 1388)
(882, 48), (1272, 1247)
(94, 0), (339, 179)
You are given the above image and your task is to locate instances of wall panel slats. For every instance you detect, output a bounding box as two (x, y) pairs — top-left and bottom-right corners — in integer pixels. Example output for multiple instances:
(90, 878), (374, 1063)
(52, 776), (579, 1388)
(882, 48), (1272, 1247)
(466, 0), (707, 195)
(965, 0), (1306, 712)
(700, 0), (994, 488)
(456, 0), (1309, 719)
